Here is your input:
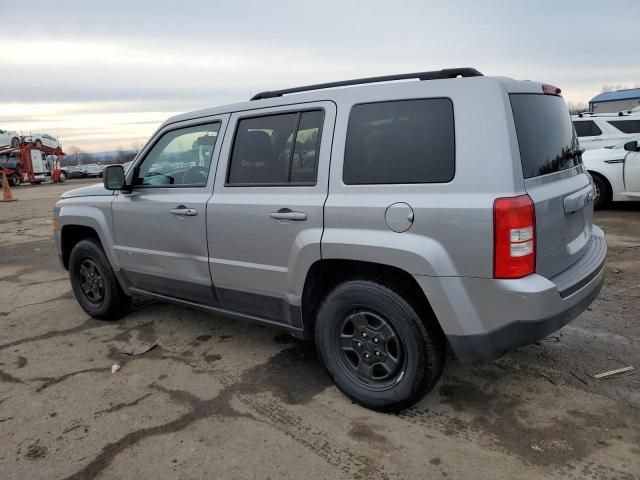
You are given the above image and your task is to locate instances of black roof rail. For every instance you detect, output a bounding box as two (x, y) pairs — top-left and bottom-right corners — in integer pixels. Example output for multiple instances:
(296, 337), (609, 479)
(250, 67), (483, 101)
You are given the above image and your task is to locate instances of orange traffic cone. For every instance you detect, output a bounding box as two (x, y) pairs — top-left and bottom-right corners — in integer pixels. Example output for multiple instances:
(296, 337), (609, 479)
(1, 172), (16, 202)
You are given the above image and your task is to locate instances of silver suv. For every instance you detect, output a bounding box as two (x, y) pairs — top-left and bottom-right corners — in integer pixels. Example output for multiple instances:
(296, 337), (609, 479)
(54, 68), (607, 411)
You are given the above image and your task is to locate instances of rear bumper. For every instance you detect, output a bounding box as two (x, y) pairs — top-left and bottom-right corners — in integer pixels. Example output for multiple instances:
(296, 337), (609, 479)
(416, 225), (607, 363)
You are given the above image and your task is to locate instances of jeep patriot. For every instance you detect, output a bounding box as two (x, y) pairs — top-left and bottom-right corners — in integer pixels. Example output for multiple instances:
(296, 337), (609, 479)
(54, 68), (607, 411)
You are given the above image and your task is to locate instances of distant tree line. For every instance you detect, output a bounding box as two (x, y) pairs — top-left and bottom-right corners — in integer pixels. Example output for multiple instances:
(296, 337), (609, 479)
(61, 144), (141, 167)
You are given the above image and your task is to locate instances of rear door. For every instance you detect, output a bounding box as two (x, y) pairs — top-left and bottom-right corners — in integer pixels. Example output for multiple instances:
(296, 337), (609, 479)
(511, 93), (594, 278)
(207, 102), (334, 327)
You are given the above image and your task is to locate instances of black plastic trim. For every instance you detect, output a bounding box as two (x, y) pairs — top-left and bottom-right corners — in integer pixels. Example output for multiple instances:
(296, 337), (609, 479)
(128, 288), (305, 337)
(217, 287), (303, 328)
(448, 270), (604, 364)
(124, 271), (219, 306)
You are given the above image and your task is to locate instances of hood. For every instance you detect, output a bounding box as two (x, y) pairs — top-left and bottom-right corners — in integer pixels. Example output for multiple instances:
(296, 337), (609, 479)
(60, 183), (114, 198)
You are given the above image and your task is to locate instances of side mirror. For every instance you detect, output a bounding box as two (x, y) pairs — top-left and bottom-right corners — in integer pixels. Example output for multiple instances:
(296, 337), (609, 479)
(623, 140), (640, 152)
(103, 165), (127, 190)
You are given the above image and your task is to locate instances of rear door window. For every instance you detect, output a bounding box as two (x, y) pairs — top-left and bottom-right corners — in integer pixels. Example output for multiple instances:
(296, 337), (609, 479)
(343, 99), (455, 184)
(511, 94), (582, 179)
(572, 120), (602, 137)
(227, 110), (324, 185)
(608, 120), (640, 134)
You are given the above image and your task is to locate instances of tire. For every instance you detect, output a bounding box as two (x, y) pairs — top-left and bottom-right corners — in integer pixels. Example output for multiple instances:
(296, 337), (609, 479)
(9, 173), (20, 187)
(11, 137), (20, 148)
(315, 279), (445, 412)
(58, 171), (67, 183)
(69, 239), (131, 320)
(34, 139), (43, 148)
(592, 174), (611, 210)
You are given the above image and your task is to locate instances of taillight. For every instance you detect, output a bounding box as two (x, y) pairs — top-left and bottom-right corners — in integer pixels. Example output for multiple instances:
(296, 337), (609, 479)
(494, 194), (535, 279)
(542, 83), (562, 96)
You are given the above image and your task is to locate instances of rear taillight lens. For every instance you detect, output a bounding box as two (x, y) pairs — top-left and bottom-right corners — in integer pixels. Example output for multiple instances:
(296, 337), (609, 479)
(542, 83), (562, 96)
(494, 194), (535, 279)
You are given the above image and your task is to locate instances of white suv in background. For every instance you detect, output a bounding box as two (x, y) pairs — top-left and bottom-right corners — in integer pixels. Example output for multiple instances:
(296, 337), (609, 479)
(572, 112), (640, 150)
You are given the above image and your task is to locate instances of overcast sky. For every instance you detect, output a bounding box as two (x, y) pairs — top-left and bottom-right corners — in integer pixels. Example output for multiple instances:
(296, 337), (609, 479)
(1, 0), (638, 152)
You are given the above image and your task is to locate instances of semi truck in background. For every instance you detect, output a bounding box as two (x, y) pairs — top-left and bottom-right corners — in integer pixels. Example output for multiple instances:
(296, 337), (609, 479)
(0, 145), (67, 186)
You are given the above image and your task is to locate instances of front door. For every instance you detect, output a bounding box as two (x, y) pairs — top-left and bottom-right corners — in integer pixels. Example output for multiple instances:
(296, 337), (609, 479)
(112, 116), (228, 304)
(624, 150), (640, 195)
(208, 103), (335, 326)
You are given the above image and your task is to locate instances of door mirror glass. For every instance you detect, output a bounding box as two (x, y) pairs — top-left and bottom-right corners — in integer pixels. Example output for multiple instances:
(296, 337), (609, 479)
(103, 165), (126, 190)
(623, 140), (639, 152)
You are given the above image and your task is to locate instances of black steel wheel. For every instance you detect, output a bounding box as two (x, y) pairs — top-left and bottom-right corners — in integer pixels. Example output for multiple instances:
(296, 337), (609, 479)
(315, 279), (445, 412)
(78, 259), (105, 305)
(336, 309), (406, 390)
(69, 239), (131, 320)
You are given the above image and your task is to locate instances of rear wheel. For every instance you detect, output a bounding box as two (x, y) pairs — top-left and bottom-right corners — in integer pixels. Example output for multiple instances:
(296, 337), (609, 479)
(69, 239), (131, 320)
(58, 171), (67, 183)
(11, 137), (19, 148)
(34, 139), (43, 148)
(315, 279), (444, 412)
(592, 174), (611, 210)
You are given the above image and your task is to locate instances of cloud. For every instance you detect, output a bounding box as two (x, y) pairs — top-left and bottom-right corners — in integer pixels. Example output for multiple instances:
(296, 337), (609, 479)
(0, 0), (638, 150)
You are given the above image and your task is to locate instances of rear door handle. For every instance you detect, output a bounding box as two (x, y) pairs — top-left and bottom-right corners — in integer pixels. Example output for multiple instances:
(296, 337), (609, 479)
(170, 206), (198, 216)
(270, 208), (307, 221)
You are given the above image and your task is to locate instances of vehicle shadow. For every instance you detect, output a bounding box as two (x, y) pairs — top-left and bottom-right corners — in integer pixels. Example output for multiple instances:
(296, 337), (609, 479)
(606, 201), (640, 211)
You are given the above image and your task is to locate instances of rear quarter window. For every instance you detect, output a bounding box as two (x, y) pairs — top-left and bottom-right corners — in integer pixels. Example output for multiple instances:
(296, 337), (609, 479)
(607, 120), (640, 134)
(343, 98), (455, 184)
(511, 94), (582, 179)
(573, 120), (602, 137)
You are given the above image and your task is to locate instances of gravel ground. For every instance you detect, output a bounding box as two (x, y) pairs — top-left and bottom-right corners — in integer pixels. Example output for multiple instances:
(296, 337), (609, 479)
(1, 179), (639, 480)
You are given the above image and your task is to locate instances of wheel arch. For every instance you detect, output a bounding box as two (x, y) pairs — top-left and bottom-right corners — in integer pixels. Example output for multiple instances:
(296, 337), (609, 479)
(58, 203), (119, 270)
(588, 169), (613, 204)
(300, 259), (444, 340)
(60, 225), (102, 269)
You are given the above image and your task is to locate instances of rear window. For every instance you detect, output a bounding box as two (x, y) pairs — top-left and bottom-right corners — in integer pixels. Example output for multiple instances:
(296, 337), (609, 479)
(573, 120), (602, 137)
(343, 99), (455, 184)
(510, 94), (582, 179)
(608, 120), (640, 134)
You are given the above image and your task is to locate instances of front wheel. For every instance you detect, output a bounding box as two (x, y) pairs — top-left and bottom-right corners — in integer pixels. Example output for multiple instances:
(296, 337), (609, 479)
(34, 139), (43, 148)
(11, 137), (20, 148)
(9, 173), (21, 187)
(58, 171), (67, 183)
(315, 279), (444, 412)
(69, 239), (131, 320)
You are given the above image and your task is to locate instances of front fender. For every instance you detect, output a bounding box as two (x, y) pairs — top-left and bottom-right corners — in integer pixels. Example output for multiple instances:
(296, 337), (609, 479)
(56, 198), (119, 270)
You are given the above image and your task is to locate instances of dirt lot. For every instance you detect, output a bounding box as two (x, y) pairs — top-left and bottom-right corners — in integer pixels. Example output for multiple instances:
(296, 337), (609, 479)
(1, 179), (639, 480)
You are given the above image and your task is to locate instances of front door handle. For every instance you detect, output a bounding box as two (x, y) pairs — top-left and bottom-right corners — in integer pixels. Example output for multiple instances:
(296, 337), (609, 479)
(270, 208), (307, 221)
(170, 206), (198, 216)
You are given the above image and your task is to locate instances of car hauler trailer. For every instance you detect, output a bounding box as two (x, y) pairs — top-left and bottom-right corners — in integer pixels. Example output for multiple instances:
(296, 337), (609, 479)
(0, 145), (67, 186)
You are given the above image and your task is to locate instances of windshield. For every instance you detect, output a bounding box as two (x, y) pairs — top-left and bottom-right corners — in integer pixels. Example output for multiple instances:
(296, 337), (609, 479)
(510, 94), (582, 178)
